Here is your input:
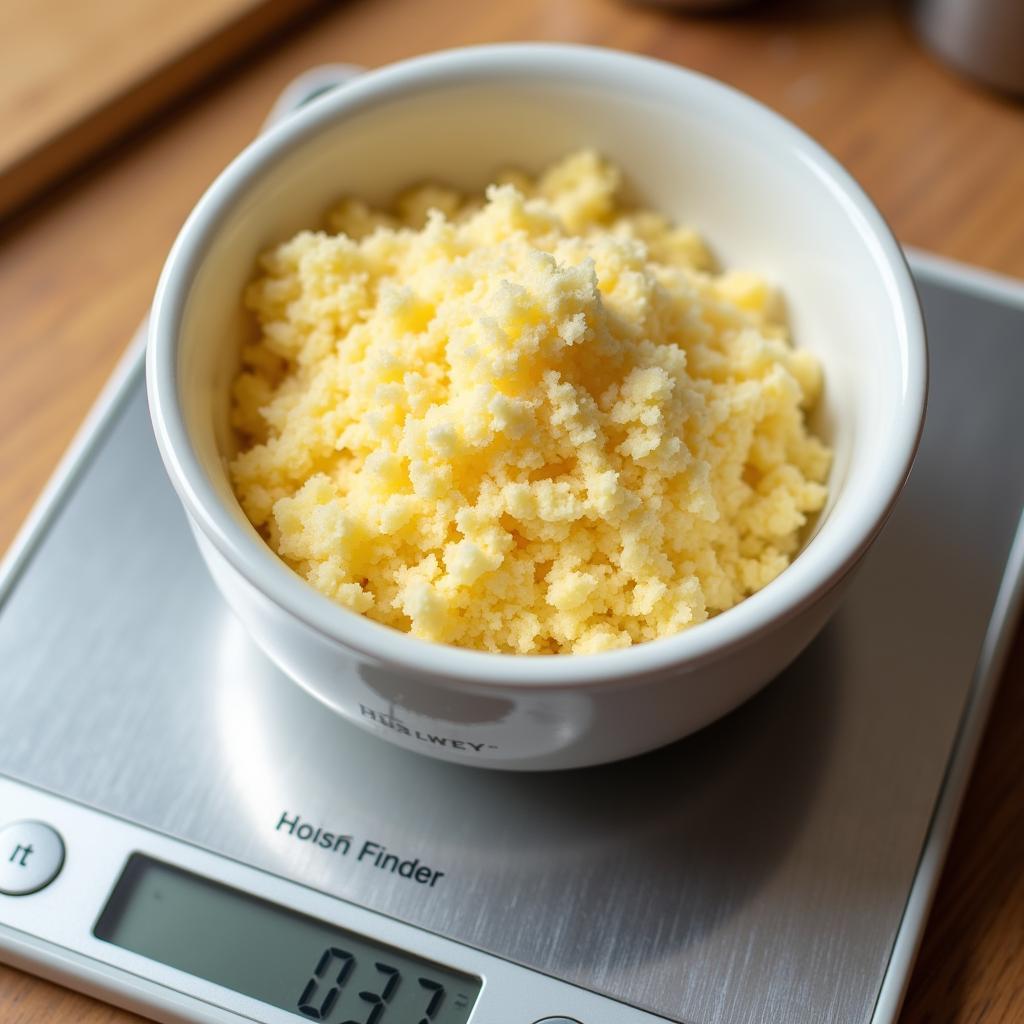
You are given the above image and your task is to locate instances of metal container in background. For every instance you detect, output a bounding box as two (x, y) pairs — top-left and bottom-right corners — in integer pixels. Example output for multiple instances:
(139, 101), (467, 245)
(913, 0), (1024, 95)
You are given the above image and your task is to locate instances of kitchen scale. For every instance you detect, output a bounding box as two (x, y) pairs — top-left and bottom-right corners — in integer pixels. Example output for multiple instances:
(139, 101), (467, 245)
(2, 66), (1024, 1024)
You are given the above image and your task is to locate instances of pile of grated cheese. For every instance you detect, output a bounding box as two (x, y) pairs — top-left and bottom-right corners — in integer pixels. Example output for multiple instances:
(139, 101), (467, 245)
(229, 152), (831, 654)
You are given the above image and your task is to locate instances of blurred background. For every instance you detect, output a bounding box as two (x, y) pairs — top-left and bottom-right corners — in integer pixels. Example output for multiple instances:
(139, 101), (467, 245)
(1, 0), (1022, 266)
(1, 2), (1023, 1023)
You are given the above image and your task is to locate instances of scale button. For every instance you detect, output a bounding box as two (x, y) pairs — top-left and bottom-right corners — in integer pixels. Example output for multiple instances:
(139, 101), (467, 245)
(532, 1019), (583, 1024)
(0, 821), (65, 895)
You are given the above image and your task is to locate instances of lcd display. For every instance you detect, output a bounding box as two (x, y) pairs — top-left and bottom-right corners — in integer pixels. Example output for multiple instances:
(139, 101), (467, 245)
(95, 854), (480, 1023)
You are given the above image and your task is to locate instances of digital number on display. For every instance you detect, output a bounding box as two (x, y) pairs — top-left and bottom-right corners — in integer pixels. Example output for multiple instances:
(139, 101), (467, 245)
(94, 855), (480, 1024)
(297, 946), (451, 1023)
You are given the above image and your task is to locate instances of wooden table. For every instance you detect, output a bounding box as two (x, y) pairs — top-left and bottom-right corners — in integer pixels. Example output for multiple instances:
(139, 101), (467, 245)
(2, 1), (1023, 1021)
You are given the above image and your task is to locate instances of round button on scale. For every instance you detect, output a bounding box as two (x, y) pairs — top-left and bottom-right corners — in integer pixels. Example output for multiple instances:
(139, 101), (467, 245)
(532, 1019), (583, 1024)
(0, 821), (65, 895)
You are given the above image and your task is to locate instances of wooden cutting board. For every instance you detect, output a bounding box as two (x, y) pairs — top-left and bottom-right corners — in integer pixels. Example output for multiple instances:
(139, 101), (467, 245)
(0, 0), (322, 220)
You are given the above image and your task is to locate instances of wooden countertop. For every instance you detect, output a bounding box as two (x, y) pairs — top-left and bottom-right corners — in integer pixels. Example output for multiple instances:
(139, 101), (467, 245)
(0, 0), (321, 218)
(1, 1), (1023, 1021)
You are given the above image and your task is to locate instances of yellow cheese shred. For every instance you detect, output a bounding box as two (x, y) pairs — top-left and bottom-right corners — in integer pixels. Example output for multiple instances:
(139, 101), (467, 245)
(230, 151), (831, 654)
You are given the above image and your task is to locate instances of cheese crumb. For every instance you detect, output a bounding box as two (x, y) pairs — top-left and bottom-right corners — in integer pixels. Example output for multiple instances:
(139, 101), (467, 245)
(230, 151), (831, 654)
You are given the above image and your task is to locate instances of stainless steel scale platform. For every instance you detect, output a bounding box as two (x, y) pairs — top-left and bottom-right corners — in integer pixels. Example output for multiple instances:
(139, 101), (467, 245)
(1, 68), (1023, 1024)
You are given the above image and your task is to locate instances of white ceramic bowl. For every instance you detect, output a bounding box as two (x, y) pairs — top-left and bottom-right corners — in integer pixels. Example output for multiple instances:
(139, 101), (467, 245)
(147, 44), (926, 771)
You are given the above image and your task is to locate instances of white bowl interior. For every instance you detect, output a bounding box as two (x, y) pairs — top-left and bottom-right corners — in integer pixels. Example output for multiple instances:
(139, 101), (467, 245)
(173, 52), (915, 662)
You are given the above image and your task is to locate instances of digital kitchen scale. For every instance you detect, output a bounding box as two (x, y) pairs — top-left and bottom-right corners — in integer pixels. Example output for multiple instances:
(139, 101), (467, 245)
(2, 68), (1024, 1024)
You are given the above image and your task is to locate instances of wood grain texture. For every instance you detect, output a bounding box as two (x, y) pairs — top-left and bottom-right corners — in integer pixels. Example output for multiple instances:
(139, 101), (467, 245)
(0, 0), (322, 218)
(0, 1), (1022, 1021)
(900, 625), (1024, 1024)
(0, 963), (149, 1024)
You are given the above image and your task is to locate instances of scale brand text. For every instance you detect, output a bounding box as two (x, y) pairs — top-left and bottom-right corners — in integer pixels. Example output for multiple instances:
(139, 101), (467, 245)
(276, 811), (446, 887)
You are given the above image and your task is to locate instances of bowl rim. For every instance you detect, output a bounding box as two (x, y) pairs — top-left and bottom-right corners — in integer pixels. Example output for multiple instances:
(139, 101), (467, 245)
(147, 41), (928, 689)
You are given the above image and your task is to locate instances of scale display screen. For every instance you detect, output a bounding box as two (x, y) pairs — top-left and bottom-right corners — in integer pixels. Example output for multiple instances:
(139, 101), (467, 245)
(94, 854), (481, 1023)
